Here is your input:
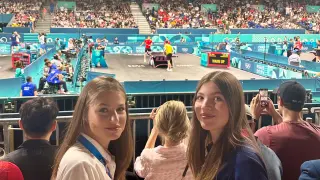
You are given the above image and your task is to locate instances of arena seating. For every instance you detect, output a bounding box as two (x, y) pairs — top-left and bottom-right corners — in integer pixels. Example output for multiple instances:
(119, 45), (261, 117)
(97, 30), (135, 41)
(51, 0), (138, 28)
(0, 0), (41, 30)
(144, 0), (214, 29)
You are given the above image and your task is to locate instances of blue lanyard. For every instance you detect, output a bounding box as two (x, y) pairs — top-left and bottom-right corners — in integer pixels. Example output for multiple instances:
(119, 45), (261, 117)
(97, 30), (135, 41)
(78, 135), (112, 179)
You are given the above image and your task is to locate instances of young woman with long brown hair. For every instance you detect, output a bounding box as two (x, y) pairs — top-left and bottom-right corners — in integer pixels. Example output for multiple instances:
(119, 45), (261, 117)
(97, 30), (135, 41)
(51, 76), (133, 180)
(187, 71), (268, 180)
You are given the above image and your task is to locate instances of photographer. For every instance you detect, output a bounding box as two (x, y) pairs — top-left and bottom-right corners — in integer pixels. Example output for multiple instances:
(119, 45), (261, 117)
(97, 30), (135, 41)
(250, 81), (320, 180)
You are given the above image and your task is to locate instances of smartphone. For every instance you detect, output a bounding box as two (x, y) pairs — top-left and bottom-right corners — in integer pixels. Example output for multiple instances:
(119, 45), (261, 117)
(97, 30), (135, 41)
(259, 88), (268, 107)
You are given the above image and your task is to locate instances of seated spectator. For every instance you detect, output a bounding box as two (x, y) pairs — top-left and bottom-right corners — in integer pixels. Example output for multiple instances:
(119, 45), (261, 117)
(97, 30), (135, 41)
(188, 71), (268, 179)
(14, 61), (25, 79)
(51, 54), (63, 67)
(1, 97), (59, 180)
(51, 77), (133, 180)
(245, 105), (283, 180)
(1, 0), (42, 30)
(134, 101), (193, 180)
(0, 161), (24, 180)
(145, 0), (212, 29)
(252, 81), (320, 180)
(51, 0), (137, 28)
(21, 76), (37, 97)
(299, 159), (320, 180)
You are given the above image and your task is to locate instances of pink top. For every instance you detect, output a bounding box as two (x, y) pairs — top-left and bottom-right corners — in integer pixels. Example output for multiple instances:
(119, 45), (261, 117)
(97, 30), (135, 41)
(134, 143), (194, 180)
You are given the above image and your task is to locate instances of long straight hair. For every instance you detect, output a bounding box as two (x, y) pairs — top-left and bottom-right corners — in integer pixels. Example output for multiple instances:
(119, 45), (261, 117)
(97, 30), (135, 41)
(187, 71), (262, 179)
(51, 76), (133, 180)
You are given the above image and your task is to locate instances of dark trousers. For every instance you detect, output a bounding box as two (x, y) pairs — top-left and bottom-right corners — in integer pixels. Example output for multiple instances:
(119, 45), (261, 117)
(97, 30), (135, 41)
(59, 81), (68, 92)
(38, 77), (46, 92)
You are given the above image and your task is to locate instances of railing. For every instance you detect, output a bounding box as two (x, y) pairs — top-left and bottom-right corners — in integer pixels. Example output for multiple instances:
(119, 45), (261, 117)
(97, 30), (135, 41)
(0, 90), (317, 113)
(1, 107), (319, 162)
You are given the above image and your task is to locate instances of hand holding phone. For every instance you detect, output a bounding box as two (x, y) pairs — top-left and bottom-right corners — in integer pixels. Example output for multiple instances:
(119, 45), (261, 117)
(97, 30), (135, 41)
(150, 108), (157, 120)
(259, 88), (268, 107)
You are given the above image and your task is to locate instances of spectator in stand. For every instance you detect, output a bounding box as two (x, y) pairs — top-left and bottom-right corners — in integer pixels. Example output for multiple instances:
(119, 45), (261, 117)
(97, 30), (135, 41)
(251, 81), (320, 180)
(51, 76), (133, 180)
(245, 105), (283, 180)
(188, 71), (268, 179)
(0, 161), (24, 180)
(1, 0), (42, 30)
(51, 0), (137, 28)
(144, 0), (212, 29)
(20, 76), (37, 97)
(1, 97), (59, 180)
(134, 101), (193, 180)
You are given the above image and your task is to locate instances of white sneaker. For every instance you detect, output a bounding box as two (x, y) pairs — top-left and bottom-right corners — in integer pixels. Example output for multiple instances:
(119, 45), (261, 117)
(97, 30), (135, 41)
(168, 68), (173, 72)
(167, 68), (170, 71)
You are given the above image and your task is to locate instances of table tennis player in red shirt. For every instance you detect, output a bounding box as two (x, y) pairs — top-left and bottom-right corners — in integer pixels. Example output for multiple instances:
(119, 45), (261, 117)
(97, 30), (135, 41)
(141, 36), (153, 62)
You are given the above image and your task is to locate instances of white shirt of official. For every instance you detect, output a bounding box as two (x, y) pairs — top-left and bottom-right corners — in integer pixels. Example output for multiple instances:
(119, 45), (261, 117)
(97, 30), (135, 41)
(56, 133), (116, 180)
(288, 54), (301, 65)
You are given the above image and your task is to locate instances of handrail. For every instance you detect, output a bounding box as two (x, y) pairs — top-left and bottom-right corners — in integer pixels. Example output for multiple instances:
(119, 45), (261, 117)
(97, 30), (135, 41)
(0, 112), (193, 161)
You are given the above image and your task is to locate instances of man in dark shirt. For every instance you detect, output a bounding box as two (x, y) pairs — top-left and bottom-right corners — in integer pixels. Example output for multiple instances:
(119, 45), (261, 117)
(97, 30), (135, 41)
(251, 81), (320, 180)
(1, 97), (59, 180)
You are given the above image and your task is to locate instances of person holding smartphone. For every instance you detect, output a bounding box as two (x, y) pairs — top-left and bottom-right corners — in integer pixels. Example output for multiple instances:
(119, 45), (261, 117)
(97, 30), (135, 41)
(251, 81), (320, 180)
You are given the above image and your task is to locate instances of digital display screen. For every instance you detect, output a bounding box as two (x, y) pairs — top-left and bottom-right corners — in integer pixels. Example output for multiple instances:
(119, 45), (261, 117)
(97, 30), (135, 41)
(208, 53), (229, 65)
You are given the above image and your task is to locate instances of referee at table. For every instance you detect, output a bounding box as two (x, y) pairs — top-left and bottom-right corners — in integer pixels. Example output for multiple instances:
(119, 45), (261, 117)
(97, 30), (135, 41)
(164, 41), (173, 71)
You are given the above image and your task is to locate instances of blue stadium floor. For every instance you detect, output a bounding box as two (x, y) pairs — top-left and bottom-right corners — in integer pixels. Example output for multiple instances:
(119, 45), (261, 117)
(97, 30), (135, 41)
(94, 53), (267, 82)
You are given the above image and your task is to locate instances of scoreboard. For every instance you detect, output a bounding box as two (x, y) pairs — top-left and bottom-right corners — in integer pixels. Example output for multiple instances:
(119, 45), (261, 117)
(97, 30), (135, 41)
(201, 52), (230, 68)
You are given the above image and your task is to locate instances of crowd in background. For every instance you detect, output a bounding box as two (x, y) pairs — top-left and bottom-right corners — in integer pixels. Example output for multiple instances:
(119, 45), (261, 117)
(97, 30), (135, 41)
(295, 11), (320, 33)
(144, 0), (214, 29)
(210, 0), (320, 33)
(0, 0), (41, 29)
(143, 0), (320, 32)
(1, 0), (320, 31)
(51, 0), (137, 28)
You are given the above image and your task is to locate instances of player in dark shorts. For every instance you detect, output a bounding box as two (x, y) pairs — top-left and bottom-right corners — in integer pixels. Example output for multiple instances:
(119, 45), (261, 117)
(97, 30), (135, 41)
(164, 42), (174, 71)
(141, 36), (153, 63)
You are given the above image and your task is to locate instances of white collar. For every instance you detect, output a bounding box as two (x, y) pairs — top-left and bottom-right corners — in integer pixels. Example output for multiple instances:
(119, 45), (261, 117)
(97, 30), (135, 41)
(80, 133), (114, 164)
